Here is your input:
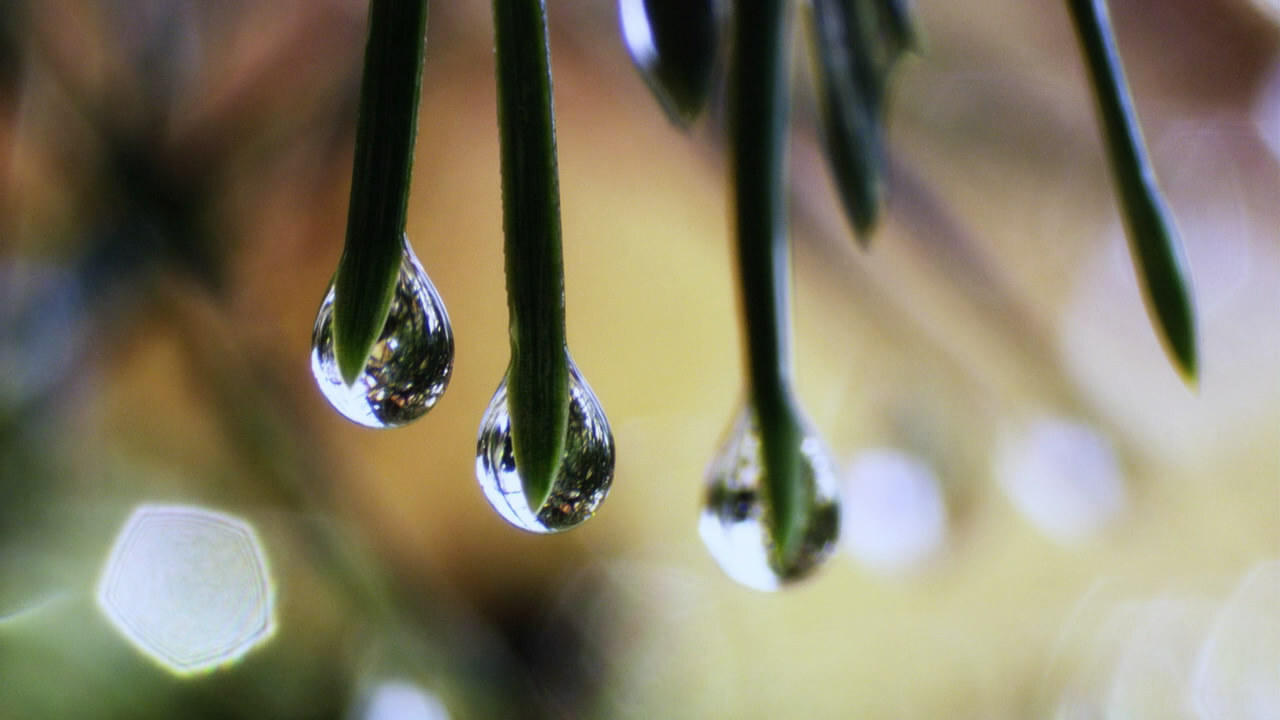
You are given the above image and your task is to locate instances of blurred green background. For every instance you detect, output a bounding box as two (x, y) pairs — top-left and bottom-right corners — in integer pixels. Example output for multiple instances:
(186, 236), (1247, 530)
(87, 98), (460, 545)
(1, 0), (1277, 718)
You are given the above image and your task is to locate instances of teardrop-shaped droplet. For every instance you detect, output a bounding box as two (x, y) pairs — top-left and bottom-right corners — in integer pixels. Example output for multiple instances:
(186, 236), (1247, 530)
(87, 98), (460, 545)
(476, 358), (615, 533)
(619, 0), (721, 126)
(311, 238), (453, 428)
(699, 406), (841, 591)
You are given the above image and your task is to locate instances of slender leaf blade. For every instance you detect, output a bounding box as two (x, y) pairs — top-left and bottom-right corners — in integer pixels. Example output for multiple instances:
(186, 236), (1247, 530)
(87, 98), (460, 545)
(729, 0), (809, 560)
(1066, 0), (1197, 381)
(809, 0), (914, 246)
(493, 0), (571, 513)
(334, 0), (430, 385)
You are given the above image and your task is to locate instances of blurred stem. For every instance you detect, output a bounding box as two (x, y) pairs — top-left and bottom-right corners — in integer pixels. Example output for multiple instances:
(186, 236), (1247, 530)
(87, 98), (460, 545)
(729, 0), (808, 560)
(492, 0), (570, 514)
(808, 0), (916, 245)
(333, 0), (429, 385)
(809, 0), (882, 243)
(882, 0), (918, 50)
(1065, 0), (1197, 383)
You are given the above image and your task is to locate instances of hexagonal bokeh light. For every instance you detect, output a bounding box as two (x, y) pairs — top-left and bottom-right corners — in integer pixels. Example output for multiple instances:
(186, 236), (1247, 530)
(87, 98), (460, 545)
(96, 504), (276, 675)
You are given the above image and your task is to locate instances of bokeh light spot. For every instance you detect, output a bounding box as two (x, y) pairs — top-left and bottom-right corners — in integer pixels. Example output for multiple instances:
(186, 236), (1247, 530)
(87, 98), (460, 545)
(96, 504), (276, 675)
(356, 681), (451, 720)
(841, 449), (947, 574)
(995, 417), (1126, 544)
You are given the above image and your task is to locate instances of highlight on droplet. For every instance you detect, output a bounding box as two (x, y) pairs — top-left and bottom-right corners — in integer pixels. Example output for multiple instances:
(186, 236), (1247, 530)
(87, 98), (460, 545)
(841, 449), (947, 575)
(353, 680), (451, 720)
(618, 0), (658, 69)
(994, 417), (1126, 545)
(95, 504), (276, 676)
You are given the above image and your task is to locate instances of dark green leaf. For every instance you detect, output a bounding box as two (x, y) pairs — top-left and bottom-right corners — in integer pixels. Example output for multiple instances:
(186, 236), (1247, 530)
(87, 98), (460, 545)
(808, 0), (914, 246)
(334, 0), (430, 385)
(493, 0), (571, 513)
(729, 0), (809, 561)
(1066, 0), (1197, 381)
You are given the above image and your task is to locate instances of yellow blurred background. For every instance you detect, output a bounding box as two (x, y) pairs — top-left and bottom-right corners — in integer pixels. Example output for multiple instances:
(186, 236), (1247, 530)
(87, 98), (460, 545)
(1, 0), (1277, 718)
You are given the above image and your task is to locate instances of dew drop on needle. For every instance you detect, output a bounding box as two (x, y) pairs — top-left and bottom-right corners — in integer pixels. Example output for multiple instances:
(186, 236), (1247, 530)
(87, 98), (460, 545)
(699, 405), (841, 591)
(476, 356), (615, 533)
(311, 236), (454, 429)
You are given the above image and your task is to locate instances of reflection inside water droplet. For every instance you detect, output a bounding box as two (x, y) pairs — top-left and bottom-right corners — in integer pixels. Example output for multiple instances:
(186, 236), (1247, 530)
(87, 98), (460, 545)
(476, 357), (615, 533)
(311, 236), (453, 428)
(698, 406), (841, 591)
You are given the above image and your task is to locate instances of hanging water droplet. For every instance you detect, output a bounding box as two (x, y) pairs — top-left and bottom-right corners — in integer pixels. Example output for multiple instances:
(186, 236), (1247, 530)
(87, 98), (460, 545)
(618, 0), (721, 126)
(476, 357), (615, 533)
(698, 406), (841, 591)
(311, 237), (453, 428)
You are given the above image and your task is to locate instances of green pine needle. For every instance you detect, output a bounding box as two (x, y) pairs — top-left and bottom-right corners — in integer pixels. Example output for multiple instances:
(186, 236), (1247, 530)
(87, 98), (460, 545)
(808, 0), (915, 246)
(729, 0), (810, 561)
(493, 0), (572, 514)
(1066, 0), (1198, 382)
(333, 0), (430, 385)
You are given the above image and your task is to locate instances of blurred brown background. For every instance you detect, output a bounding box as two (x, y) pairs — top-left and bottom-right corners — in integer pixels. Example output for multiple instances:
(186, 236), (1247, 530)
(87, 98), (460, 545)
(1, 0), (1277, 718)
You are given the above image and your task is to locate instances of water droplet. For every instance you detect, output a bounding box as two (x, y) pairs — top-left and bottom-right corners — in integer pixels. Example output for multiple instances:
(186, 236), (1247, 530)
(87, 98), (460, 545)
(476, 357), (615, 533)
(698, 406), (841, 591)
(618, 0), (721, 126)
(311, 237), (453, 428)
